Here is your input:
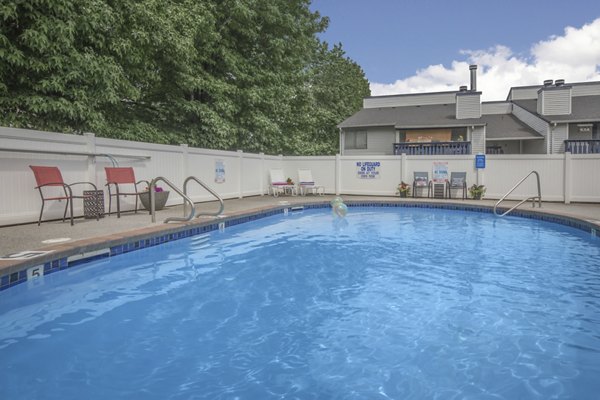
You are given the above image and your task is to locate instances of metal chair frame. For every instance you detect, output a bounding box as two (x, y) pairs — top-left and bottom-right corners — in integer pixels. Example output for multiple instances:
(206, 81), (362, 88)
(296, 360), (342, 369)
(105, 167), (149, 218)
(412, 172), (432, 198)
(30, 165), (98, 226)
(446, 172), (467, 200)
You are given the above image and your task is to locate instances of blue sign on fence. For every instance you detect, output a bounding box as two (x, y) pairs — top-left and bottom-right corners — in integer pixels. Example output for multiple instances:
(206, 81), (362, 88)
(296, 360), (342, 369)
(475, 154), (486, 169)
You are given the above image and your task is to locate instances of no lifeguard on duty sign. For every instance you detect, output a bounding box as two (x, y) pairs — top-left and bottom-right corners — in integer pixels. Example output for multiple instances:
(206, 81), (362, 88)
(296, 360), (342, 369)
(475, 154), (486, 169)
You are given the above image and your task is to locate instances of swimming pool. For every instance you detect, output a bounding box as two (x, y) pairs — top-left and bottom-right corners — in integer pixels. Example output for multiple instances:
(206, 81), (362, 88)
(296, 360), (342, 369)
(1, 206), (599, 399)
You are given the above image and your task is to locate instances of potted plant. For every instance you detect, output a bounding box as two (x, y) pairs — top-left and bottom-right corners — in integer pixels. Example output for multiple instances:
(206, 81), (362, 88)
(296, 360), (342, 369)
(396, 181), (410, 198)
(286, 177), (294, 185)
(139, 186), (170, 211)
(468, 184), (486, 200)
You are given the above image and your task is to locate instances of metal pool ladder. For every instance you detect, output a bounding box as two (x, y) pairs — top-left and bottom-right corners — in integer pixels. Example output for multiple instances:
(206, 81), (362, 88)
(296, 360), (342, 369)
(183, 176), (224, 218)
(493, 170), (542, 217)
(150, 177), (196, 223)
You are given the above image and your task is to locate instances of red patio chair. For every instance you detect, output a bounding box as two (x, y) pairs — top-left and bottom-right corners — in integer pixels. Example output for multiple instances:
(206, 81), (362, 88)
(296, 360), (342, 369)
(105, 167), (149, 218)
(29, 165), (98, 226)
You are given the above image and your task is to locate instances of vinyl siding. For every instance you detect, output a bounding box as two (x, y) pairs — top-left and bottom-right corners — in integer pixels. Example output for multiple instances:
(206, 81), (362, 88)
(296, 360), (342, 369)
(540, 88), (572, 115)
(343, 127), (395, 155)
(470, 126), (485, 154)
(481, 102), (512, 114)
(456, 93), (481, 119)
(510, 82), (600, 100)
(572, 83), (600, 97)
(568, 123), (593, 140)
(551, 123), (569, 154)
(508, 87), (540, 100)
(363, 92), (457, 109)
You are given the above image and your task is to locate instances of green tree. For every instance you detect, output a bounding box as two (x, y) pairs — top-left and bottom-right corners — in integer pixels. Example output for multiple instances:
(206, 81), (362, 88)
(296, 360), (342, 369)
(0, 0), (370, 156)
(296, 43), (371, 155)
(0, 0), (138, 132)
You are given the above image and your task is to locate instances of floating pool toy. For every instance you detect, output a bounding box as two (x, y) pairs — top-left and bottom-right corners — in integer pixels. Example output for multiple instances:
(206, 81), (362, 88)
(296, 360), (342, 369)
(333, 202), (348, 218)
(330, 196), (344, 207)
(330, 196), (348, 218)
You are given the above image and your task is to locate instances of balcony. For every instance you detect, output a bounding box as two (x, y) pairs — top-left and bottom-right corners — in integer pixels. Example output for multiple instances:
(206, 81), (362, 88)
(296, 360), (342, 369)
(393, 141), (471, 156)
(564, 140), (600, 154)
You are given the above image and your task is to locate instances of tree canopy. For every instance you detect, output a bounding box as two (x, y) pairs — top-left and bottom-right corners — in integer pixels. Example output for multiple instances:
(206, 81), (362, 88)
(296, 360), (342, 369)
(0, 0), (370, 155)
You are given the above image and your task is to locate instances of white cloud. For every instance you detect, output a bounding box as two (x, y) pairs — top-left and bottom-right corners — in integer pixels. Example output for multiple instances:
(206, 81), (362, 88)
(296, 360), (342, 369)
(370, 18), (600, 101)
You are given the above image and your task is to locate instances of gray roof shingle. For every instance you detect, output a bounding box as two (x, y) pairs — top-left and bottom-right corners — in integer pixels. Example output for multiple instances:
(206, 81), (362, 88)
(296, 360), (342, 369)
(513, 96), (600, 122)
(338, 103), (542, 140)
(481, 114), (543, 140)
(337, 104), (483, 129)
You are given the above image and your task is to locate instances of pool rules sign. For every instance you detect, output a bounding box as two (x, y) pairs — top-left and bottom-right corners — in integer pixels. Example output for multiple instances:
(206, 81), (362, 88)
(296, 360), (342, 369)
(356, 161), (381, 179)
(215, 160), (225, 183)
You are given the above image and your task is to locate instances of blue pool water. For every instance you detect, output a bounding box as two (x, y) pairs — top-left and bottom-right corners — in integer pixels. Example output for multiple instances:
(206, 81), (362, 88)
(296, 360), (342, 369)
(1, 207), (600, 399)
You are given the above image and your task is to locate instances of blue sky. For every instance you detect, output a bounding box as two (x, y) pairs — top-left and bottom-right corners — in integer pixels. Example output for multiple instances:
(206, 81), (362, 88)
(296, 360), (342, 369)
(310, 0), (600, 100)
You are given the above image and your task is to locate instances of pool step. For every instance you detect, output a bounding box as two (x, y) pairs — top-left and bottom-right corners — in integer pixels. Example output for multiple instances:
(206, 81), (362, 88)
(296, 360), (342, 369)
(190, 234), (211, 249)
(191, 234), (210, 243)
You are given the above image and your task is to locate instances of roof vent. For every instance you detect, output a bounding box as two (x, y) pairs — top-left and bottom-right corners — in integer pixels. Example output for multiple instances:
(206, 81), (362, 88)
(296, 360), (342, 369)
(543, 79), (553, 86)
(555, 79), (565, 86)
(459, 85), (468, 92)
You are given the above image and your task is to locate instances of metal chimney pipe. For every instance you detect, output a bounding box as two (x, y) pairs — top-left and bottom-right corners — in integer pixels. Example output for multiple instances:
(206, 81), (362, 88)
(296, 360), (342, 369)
(459, 85), (468, 92)
(469, 65), (477, 91)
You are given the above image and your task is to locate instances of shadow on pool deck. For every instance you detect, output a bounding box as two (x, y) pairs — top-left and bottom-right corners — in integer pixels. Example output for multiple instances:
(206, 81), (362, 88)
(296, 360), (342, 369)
(1, 195), (599, 258)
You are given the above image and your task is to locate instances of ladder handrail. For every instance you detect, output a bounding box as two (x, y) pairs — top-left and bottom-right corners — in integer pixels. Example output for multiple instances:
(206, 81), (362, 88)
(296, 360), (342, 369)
(493, 170), (542, 217)
(150, 177), (195, 223)
(183, 176), (225, 218)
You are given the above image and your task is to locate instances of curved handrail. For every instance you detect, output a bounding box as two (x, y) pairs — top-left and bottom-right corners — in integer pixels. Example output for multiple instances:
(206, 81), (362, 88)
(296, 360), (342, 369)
(150, 177), (195, 223)
(493, 170), (542, 217)
(183, 176), (225, 218)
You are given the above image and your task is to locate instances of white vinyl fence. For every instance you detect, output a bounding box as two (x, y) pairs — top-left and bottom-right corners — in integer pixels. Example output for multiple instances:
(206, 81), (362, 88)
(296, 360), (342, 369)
(1, 127), (599, 225)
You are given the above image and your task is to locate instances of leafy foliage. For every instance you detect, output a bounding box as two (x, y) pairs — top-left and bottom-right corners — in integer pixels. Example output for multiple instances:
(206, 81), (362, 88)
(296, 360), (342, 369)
(0, 0), (370, 155)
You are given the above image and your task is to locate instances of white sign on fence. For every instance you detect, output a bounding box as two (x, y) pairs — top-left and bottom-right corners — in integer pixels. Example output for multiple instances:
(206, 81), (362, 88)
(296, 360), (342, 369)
(433, 161), (448, 183)
(215, 160), (225, 183)
(356, 161), (381, 179)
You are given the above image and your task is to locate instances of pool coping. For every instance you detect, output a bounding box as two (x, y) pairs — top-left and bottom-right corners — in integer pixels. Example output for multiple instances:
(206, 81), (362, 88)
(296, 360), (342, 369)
(1, 200), (599, 292)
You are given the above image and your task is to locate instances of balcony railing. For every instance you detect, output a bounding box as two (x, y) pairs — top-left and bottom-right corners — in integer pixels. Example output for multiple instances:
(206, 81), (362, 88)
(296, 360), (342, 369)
(486, 145), (504, 155)
(564, 139), (600, 154)
(393, 141), (471, 156)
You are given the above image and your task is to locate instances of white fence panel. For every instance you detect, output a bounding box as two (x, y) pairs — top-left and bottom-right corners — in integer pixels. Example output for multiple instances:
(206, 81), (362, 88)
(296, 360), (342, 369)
(1, 152), (91, 224)
(340, 156), (401, 196)
(0, 128), (274, 225)
(2, 125), (600, 227)
(405, 155), (476, 185)
(241, 153), (264, 197)
(282, 157), (336, 194)
(1, 128), (94, 224)
(570, 155), (600, 202)
(186, 148), (242, 202)
(484, 155), (564, 201)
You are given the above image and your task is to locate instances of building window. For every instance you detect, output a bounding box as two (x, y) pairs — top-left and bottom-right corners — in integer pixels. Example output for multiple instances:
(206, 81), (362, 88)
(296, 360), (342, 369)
(345, 131), (367, 149)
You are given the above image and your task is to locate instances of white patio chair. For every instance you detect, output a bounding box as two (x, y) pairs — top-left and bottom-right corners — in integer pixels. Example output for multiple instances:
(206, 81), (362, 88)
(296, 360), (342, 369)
(297, 169), (324, 196)
(269, 169), (296, 197)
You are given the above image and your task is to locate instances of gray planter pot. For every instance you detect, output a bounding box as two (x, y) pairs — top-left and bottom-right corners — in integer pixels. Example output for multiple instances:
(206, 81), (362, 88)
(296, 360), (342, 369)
(139, 191), (170, 211)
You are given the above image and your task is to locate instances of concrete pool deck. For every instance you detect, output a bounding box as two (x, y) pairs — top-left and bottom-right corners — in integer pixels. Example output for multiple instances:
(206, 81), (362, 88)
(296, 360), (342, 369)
(1, 195), (600, 277)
